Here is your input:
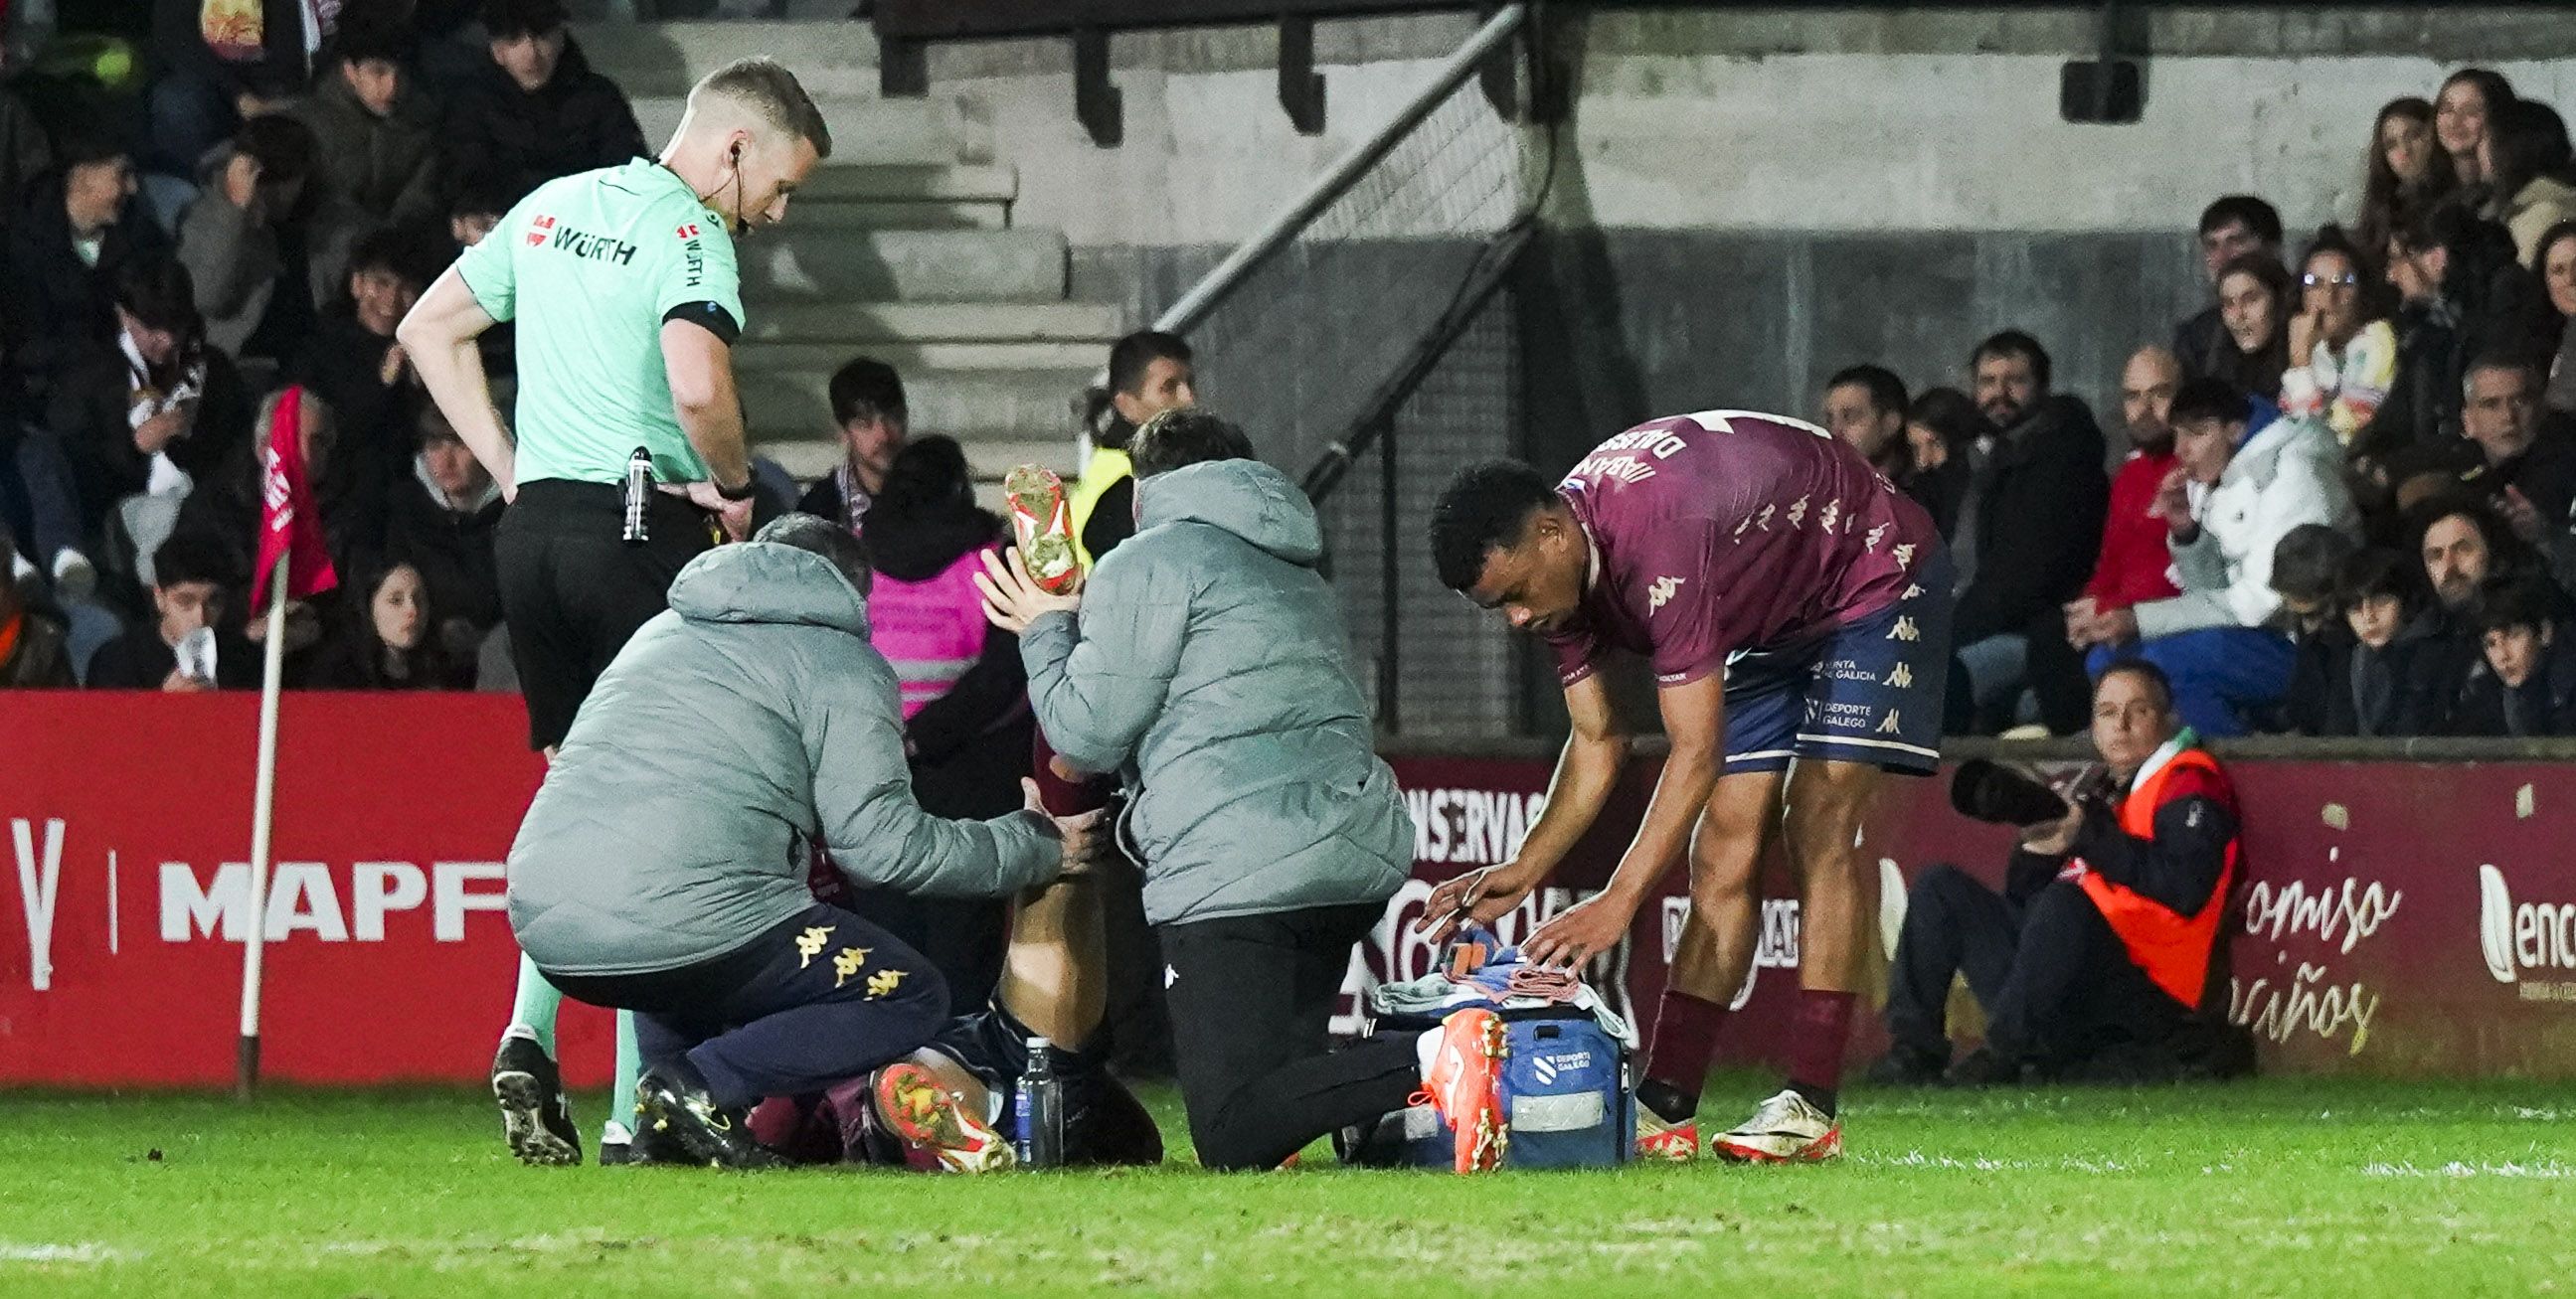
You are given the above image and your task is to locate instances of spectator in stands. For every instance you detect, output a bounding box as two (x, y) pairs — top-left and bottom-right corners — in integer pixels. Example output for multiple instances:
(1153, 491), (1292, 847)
(1876, 662), (2248, 1087)
(173, 386), (334, 602)
(308, 561), (462, 690)
(2371, 205), (2556, 478)
(2286, 547), (2435, 737)
(383, 406), (503, 657)
(1950, 330), (2108, 732)
(2435, 68), (2514, 192)
(295, 15), (443, 241)
(52, 256), (252, 540)
(2283, 227), (2397, 451)
(2077, 378), (2356, 736)
(447, 173), (510, 251)
(846, 435), (1033, 1011)
(2537, 222), (2576, 416)
(143, 0), (321, 178)
(795, 357), (907, 535)
(85, 530), (257, 690)
(1819, 364), (1911, 478)
(2354, 97), (2457, 261)
(4, 135), (167, 410)
(0, 535), (75, 687)
(2269, 523), (2359, 641)
(1899, 386), (1976, 541)
(1076, 330), (1196, 569)
(2485, 99), (2576, 265)
(177, 113), (331, 363)
(2431, 357), (2576, 546)
(2455, 576), (2576, 736)
(289, 225), (436, 565)
(2199, 253), (2295, 406)
(2174, 196), (2283, 381)
(444, 0), (646, 205)
(0, 80), (51, 238)
(2405, 496), (2559, 733)
(2063, 348), (2186, 721)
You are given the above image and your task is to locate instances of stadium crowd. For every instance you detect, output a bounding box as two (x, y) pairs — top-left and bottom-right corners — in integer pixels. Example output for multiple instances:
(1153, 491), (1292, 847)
(1827, 69), (2576, 741)
(2, 7), (2574, 750)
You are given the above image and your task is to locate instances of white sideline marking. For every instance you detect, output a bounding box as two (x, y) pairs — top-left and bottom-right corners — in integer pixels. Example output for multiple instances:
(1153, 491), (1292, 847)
(0, 1242), (123, 1263)
(2362, 1160), (2574, 1179)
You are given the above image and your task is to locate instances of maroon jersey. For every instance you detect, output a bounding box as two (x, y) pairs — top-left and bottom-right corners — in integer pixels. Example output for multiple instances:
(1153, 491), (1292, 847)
(1546, 409), (1940, 688)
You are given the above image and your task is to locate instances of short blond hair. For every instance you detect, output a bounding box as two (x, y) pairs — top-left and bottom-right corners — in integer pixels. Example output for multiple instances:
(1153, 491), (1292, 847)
(690, 57), (832, 159)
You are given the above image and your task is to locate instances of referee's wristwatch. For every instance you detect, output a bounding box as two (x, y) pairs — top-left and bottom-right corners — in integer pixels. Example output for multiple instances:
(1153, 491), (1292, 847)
(714, 476), (758, 502)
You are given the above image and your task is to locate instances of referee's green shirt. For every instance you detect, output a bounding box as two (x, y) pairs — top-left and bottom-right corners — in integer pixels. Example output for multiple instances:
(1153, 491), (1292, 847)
(457, 159), (746, 487)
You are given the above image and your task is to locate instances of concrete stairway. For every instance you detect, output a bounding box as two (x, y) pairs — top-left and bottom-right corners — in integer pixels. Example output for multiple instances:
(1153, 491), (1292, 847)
(573, 19), (1117, 500)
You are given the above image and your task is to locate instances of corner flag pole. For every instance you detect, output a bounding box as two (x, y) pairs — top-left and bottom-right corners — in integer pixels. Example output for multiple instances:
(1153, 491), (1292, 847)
(236, 550), (289, 1099)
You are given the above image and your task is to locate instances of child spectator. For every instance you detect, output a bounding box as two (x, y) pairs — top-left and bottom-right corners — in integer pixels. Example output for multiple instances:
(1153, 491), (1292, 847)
(85, 530), (257, 690)
(307, 561), (462, 690)
(2283, 227), (2398, 449)
(2456, 577), (2576, 736)
(2287, 548), (2434, 736)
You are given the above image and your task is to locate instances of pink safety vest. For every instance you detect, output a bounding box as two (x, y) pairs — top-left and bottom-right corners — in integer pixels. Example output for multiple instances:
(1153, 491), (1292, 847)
(868, 547), (994, 719)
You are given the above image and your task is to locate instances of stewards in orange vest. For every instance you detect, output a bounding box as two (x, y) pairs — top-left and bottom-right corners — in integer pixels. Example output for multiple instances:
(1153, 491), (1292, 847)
(1873, 661), (2247, 1085)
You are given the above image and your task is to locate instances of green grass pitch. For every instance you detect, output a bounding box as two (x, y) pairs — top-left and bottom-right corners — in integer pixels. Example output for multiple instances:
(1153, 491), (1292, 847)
(0, 1074), (2567, 1297)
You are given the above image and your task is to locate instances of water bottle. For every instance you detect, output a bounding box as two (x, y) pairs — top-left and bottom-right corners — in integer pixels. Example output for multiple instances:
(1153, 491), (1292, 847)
(621, 447), (652, 543)
(1014, 1037), (1065, 1169)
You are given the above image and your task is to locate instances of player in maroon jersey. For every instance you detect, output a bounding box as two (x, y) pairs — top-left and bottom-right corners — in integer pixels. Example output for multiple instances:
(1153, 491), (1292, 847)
(1424, 408), (1954, 1163)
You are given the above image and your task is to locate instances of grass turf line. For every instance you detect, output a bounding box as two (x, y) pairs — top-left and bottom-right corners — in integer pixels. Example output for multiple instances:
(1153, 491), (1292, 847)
(0, 1074), (2567, 1298)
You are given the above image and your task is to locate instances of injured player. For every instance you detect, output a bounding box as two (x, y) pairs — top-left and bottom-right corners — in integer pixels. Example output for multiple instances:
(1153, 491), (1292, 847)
(503, 514), (1100, 1170)
(738, 843), (1165, 1170)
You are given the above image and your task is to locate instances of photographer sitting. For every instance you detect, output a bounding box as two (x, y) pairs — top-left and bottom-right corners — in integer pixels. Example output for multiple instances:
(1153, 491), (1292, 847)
(1872, 662), (2247, 1085)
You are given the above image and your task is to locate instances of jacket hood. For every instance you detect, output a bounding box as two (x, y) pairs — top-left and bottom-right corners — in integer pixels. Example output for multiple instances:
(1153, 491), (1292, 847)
(667, 542), (870, 637)
(1135, 459), (1321, 566)
(413, 452), (502, 515)
(868, 504), (1000, 582)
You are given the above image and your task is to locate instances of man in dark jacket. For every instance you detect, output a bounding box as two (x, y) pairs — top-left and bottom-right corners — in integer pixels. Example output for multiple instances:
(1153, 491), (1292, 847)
(383, 407), (504, 654)
(51, 256), (254, 539)
(289, 227), (436, 568)
(294, 16), (445, 236)
(1876, 662), (2247, 1084)
(84, 532), (258, 690)
(979, 410), (1502, 1175)
(508, 517), (1089, 1170)
(4, 137), (168, 411)
(2394, 357), (2576, 546)
(444, 0), (646, 204)
(1952, 330), (2111, 731)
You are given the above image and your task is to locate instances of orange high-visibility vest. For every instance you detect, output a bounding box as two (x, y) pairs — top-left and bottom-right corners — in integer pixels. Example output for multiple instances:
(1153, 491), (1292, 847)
(2077, 747), (2239, 1009)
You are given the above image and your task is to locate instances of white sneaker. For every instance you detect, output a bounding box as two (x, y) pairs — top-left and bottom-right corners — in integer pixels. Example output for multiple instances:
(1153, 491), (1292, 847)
(1710, 1089), (1841, 1164)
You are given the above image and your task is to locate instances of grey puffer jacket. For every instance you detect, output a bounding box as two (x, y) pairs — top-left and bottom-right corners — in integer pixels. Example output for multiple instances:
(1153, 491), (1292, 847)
(1020, 458), (1409, 926)
(509, 542), (1061, 977)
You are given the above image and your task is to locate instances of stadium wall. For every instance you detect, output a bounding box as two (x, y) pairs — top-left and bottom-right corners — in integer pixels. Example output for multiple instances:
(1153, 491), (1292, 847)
(950, 7), (2576, 451)
(4, 697), (2571, 1087)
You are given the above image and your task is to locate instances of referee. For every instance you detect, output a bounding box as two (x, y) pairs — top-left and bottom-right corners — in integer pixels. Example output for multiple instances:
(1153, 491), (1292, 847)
(399, 57), (830, 1166)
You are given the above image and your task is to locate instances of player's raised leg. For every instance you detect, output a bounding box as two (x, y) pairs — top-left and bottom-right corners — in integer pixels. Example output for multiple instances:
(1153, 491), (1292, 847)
(1634, 769), (1783, 1160)
(1711, 758), (1881, 1164)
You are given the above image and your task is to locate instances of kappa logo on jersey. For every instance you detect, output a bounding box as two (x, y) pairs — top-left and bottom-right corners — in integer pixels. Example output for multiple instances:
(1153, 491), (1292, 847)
(1893, 543), (1917, 569)
(1886, 661), (1914, 689)
(1887, 615), (1920, 642)
(1647, 575), (1686, 612)
(525, 214), (556, 247)
(1865, 522), (1890, 552)
(1787, 495), (1810, 527)
(1878, 710), (1903, 734)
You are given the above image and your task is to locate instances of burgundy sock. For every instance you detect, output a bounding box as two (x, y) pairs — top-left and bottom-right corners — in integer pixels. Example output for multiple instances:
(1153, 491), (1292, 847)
(1637, 989), (1729, 1122)
(1031, 732), (1115, 816)
(1787, 989), (1857, 1114)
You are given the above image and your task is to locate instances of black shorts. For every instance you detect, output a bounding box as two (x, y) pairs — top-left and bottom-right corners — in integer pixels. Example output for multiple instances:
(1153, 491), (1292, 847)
(494, 480), (717, 750)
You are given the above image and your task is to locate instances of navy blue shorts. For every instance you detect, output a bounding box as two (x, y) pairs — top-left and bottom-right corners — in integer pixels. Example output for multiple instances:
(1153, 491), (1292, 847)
(1720, 547), (1956, 776)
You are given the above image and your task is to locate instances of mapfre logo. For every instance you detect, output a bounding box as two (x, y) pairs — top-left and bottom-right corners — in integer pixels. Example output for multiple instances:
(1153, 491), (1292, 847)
(2477, 865), (2576, 1000)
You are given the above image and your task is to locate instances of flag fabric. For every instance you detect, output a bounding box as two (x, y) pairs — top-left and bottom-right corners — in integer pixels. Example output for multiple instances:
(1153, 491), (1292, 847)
(254, 386), (338, 605)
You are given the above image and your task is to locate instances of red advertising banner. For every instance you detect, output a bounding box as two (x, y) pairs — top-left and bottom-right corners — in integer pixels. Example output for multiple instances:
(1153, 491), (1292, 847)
(1371, 751), (2576, 1079)
(3, 695), (2572, 1086)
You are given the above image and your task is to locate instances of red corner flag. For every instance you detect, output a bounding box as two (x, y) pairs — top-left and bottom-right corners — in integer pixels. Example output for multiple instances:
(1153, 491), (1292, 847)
(253, 385), (338, 605)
